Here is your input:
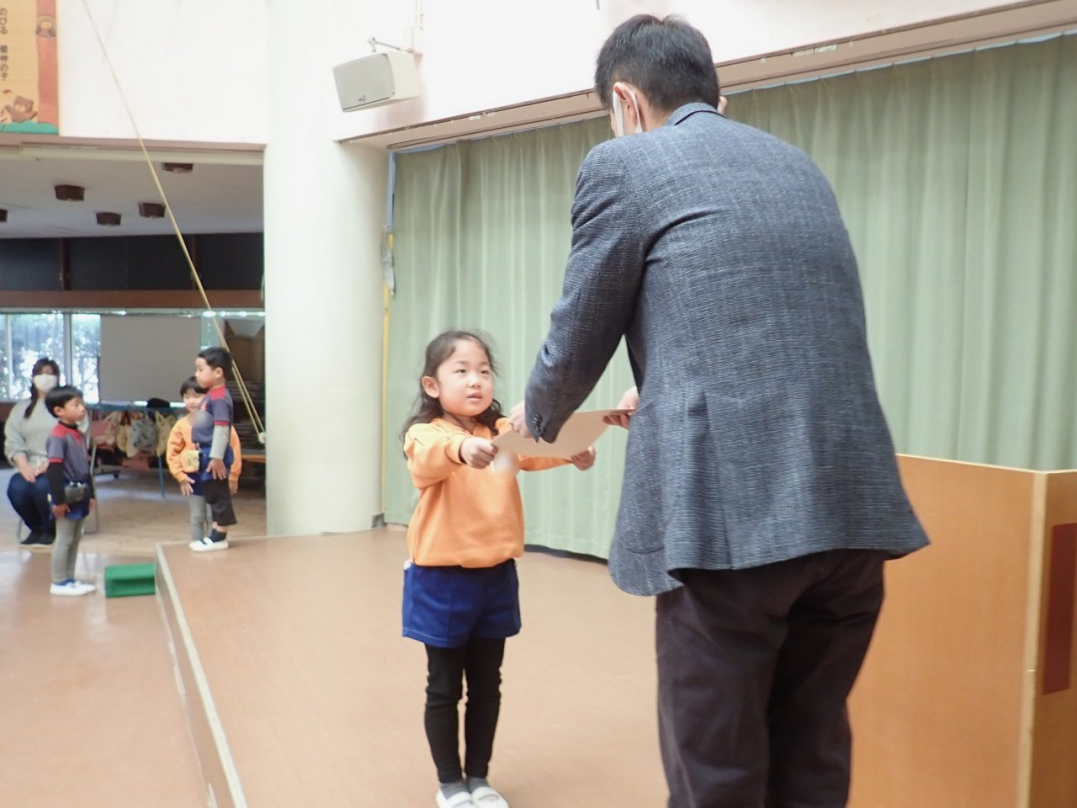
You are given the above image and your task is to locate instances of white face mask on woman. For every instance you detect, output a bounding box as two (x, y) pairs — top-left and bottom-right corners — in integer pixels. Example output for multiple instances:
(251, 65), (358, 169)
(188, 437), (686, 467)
(32, 374), (58, 394)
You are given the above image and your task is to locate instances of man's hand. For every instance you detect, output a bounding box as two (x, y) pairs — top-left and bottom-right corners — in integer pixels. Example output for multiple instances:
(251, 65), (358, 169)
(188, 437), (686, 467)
(179, 479), (194, 497)
(52, 503), (69, 519)
(718, 95), (728, 115)
(570, 447), (596, 471)
(461, 438), (497, 470)
(208, 458), (227, 480)
(508, 401), (531, 438)
(605, 386), (640, 429)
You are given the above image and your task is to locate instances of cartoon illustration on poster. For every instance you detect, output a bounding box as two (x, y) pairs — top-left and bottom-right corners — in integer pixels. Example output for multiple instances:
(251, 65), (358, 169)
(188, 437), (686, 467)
(0, 0), (59, 134)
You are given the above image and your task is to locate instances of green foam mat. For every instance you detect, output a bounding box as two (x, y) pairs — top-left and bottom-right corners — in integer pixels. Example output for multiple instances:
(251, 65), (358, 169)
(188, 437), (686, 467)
(104, 563), (157, 598)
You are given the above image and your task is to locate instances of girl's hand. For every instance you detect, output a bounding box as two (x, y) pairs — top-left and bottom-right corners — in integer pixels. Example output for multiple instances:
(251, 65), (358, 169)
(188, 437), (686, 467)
(460, 438), (497, 470)
(229, 479), (239, 495)
(571, 447), (596, 471)
(179, 479), (194, 497)
(52, 503), (69, 519)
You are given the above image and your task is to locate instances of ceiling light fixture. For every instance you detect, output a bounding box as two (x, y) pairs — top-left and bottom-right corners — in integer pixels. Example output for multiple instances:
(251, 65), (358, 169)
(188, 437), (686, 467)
(55, 184), (85, 201)
(96, 212), (122, 226)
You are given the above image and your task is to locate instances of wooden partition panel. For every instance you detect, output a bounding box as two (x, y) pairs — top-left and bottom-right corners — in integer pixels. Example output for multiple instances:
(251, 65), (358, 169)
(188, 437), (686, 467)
(849, 456), (1040, 808)
(1029, 471), (1077, 807)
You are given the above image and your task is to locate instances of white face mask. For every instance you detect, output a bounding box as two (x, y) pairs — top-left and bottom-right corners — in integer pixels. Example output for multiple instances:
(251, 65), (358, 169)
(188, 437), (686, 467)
(611, 83), (643, 138)
(33, 374), (58, 394)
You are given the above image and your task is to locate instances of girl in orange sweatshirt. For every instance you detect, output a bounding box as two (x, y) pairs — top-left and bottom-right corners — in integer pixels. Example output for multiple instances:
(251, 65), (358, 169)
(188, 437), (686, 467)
(402, 331), (595, 808)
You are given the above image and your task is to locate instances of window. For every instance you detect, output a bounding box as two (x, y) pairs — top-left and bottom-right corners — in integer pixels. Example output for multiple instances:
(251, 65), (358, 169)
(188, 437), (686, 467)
(71, 314), (102, 403)
(0, 313), (101, 402)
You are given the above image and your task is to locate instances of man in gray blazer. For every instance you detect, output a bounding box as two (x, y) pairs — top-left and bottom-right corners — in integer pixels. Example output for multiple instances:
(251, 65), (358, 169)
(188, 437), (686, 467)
(508, 15), (929, 808)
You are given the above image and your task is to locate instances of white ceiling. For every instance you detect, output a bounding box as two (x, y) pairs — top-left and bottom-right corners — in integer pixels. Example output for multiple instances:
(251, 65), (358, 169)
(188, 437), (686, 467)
(0, 148), (263, 239)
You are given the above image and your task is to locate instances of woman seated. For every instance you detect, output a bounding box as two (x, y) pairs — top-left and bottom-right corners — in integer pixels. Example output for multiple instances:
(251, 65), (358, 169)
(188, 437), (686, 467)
(5, 358), (73, 547)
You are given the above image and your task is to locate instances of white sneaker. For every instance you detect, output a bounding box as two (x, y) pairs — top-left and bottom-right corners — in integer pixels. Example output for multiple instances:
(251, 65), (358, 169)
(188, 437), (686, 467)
(51, 579), (91, 597)
(190, 536), (230, 552)
(74, 579), (97, 594)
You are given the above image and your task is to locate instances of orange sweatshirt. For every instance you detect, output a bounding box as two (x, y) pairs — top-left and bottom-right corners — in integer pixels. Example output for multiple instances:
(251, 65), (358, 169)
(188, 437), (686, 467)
(405, 417), (566, 567)
(166, 415), (243, 484)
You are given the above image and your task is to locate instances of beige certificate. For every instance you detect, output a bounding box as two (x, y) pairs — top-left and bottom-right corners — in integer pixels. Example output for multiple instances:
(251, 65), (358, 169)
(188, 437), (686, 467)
(492, 409), (630, 458)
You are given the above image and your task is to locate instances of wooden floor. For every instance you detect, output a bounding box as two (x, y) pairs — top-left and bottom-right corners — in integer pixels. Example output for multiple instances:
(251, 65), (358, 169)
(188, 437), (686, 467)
(2, 467), (666, 807)
(0, 465), (265, 808)
(0, 550), (205, 806)
(0, 467), (268, 557)
(159, 530), (667, 807)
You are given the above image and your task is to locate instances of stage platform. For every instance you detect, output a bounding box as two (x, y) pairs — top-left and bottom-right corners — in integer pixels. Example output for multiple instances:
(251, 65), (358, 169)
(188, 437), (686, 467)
(156, 529), (666, 807)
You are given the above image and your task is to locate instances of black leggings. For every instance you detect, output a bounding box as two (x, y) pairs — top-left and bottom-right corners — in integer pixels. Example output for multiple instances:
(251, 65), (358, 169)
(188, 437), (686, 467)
(424, 637), (506, 784)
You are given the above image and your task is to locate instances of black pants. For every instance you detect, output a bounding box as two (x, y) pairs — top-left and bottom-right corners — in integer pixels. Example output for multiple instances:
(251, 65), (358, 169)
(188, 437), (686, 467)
(656, 550), (886, 808)
(200, 478), (237, 527)
(424, 637), (505, 784)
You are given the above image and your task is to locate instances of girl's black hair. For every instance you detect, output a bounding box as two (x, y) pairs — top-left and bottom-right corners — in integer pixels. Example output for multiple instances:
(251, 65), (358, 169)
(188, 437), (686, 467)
(401, 331), (504, 441)
(24, 357), (60, 419)
(180, 377), (206, 398)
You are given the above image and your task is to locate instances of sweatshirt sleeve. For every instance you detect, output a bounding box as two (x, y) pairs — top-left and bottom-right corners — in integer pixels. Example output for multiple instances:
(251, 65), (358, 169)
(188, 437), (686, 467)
(404, 423), (469, 489)
(166, 422), (189, 482)
(518, 456), (570, 472)
(229, 428), (243, 481)
(210, 424), (230, 460)
(4, 407), (29, 464)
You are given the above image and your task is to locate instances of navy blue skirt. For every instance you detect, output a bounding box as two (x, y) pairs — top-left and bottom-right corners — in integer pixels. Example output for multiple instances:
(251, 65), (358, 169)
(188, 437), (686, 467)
(402, 559), (521, 648)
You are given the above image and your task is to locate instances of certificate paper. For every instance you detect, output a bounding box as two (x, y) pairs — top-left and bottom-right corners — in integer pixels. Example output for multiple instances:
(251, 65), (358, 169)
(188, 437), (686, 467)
(492, 409), (630, 458)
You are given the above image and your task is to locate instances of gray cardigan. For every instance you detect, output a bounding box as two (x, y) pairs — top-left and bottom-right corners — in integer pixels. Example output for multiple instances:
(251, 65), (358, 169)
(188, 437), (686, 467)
(4, 398), (58, 468)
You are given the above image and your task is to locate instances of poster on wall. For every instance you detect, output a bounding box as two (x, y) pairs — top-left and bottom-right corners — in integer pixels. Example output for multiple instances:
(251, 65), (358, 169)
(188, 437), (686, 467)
(0, 0), (58, 134)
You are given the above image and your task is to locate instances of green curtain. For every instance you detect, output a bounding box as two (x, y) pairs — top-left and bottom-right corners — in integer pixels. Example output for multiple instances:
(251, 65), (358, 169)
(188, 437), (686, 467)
(386, 35), (1077, 557)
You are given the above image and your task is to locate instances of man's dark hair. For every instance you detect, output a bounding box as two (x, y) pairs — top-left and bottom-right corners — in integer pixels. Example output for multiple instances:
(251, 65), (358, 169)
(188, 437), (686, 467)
(595, 15), (720, 113)
(45, 385), (83, 418)
(198, 347), (233, 376)
(180, 377), (205, 397)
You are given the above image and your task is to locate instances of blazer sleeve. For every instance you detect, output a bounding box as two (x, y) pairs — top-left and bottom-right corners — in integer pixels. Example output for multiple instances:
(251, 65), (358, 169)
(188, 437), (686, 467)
(524, 142), (646, 442)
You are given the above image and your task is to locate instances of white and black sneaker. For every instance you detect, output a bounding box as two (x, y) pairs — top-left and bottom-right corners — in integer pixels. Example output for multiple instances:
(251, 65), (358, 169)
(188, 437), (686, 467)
(190, 536), (229, 553)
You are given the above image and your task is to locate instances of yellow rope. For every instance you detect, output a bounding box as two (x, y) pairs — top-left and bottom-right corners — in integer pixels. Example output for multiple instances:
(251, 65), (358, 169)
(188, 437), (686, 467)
(79, 0), (265, 440)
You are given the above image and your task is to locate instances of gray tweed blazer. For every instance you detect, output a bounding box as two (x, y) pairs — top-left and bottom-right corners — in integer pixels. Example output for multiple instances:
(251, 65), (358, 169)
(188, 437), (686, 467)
(525, 103), (928, 596)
